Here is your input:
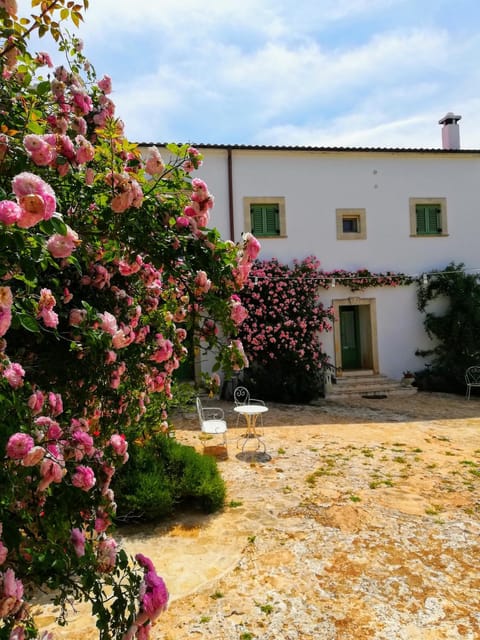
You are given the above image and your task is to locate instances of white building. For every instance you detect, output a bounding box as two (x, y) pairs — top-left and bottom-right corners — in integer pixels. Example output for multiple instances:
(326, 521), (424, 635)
(152, 114), (480, 384)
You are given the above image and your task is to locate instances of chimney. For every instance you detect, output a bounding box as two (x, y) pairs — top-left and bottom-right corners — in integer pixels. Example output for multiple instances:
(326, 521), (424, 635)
(438, 112), (461, 150)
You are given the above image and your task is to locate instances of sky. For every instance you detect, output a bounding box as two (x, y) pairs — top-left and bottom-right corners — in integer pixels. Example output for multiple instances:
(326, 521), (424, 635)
(17, 0), (480, 148)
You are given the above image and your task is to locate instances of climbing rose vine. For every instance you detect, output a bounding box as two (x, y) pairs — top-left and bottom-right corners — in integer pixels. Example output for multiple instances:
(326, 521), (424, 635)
(238, 256), (335, 403)
(0, 2), (256, 639)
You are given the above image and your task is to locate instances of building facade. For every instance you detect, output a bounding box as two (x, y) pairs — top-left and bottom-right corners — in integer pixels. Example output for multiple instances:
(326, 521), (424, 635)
(151, 116), (480, 381)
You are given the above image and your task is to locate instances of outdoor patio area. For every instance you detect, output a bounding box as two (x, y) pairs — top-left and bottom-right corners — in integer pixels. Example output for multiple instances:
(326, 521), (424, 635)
(34, 391), (480, 640)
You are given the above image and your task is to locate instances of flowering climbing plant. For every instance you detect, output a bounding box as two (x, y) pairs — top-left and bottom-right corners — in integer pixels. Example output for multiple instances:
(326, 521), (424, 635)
(315, 268), (415, 292)
(0, 2), (256, 639)
(238, 256), (335, 403)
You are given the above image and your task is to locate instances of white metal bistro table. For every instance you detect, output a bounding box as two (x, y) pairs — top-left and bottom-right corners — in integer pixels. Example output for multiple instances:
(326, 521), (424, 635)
(234, 404), (268, 453)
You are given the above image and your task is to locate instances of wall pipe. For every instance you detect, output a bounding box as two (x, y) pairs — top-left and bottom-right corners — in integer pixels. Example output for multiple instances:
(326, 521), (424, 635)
(227, 147), (235, 241)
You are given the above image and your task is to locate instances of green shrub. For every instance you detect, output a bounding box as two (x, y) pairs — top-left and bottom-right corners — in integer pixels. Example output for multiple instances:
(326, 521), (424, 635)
(416, 262), (480, 393)
(113, 434), (226, 522)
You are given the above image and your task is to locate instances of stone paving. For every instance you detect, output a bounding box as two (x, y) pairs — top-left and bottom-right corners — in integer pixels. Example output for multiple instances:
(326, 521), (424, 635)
(34, 392), (480, 639)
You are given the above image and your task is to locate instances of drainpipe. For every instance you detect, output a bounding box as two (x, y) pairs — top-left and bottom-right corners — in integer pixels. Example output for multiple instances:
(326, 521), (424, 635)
(227, 148), (235, 241)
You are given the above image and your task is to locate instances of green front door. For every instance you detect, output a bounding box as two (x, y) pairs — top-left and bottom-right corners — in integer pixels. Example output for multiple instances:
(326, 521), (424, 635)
(340, 306), (361, 369)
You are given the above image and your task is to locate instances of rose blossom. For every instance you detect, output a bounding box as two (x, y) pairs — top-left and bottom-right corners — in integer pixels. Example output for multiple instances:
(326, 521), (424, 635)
(110, 433), (128, 458)
(69, 308), (87, 326)
(38, 458), (64, 491)
(70, 528), (85, 557)
(22, 446), (45, 467)
(71, 465), (96, 491)
(12, 172), (56, 228)
(0, 306), (12, 337)
(0, 540), (7, 565)
(6, 433), (34, 460)
(28, 390), (44, 414)
(98, 311), (118, 335)
(145, 147), (165, 175)
(0, 0), (18, 17)
(46, 225), (80, 258)
(3, 362), (25, 388)
(0, 200), (22, 225)
(38, 306), (58, 329)
(97, 74), (112, 94)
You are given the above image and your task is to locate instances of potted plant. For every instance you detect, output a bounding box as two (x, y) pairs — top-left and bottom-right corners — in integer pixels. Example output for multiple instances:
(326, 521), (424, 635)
(401, 370), (415, 386)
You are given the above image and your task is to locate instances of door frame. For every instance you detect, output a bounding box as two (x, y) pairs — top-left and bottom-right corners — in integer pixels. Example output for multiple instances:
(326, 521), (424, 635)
(332, 297), (379, 375)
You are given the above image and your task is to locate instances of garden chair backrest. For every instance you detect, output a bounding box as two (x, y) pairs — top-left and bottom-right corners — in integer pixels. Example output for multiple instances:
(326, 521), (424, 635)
(233, 386), (250, 406)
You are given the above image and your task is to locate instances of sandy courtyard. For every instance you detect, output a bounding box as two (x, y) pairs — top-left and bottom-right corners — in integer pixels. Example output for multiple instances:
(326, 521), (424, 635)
(34, 391), (480, 639)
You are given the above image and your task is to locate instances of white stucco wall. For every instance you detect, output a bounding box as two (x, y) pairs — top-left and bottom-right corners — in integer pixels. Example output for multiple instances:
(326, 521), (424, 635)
(150, 144), (479, 380)
(195, 147), (480, 274)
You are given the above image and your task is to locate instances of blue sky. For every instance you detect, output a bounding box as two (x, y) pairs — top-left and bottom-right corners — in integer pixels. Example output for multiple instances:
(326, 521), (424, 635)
(19, 0), (480, 148)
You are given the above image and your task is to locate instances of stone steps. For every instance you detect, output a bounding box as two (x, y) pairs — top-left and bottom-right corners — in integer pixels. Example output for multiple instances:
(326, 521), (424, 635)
(325, 371), (417, 400)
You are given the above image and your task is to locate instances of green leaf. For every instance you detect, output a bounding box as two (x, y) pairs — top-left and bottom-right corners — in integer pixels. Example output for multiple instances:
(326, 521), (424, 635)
(17, 314), (40, 333)
(40, 217), (67, 235)
(27, 120), (45, 134)
(36, 80), (51, 96)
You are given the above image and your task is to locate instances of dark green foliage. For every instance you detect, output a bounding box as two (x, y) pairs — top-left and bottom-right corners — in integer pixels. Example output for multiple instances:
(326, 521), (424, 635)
(113, 434), (226, 522)
(416, 262), (480, 392)
(244, 357), (323, 404)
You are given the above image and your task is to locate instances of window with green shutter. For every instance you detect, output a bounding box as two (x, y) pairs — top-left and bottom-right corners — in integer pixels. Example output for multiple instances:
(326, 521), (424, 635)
(250, 203), (280, 236)
(409, 198), (447, 237)
(415, 204), (442, 235)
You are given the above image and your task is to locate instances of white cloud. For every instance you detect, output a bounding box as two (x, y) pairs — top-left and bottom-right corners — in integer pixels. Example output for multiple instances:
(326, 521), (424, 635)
(13, 0), (480, 148)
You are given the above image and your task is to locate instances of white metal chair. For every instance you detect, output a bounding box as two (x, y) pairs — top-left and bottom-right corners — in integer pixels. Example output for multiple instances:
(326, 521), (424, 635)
(196, 396), (228, 453)
(233, 386), (266, 426)
(465, 366), (480, 399)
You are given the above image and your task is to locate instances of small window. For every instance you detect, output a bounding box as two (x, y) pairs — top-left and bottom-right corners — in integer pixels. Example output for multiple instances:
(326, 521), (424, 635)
(409, 198), (448, 237)
(250, 203), (280, 236)
(416, 204), (441, 235)
(336, 208), (366, 240)
(342, 216), (360, 233)
(243, 197), (286, 238)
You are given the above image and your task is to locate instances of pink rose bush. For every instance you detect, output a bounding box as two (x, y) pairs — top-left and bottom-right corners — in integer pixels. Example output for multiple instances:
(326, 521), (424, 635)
(238, 256), (335, 403)
(0, 4), (255, 640)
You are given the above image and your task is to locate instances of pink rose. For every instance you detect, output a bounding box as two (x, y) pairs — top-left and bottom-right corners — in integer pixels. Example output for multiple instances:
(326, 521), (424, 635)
(3, 362), (25, 388)
(46, 225), (80, 258)
(48, 391), (63, 416)
(70, 528), (85, 557)
(0, 305), (12, 337)
(6, 433), (34, 459)
(242, 232), (261, 262)
(71, 465), (96, 491)
(145, 147), (165, 175)
(36, 51), (53, 67)
(38, 458), (64, 491)
(12, 172), (56, 227)
(110, 433), (128, 458)
(97, 538), (117, 572)
(98, 311), (118, 335)
(69, 308), (87, 326)
(0, 286), (12, 308)
(28, 390), (44, 414)
(38, 307), (59, 329)
(0, 0), (18, 18)
(0, 540), (7, 565)
(97, 74), (112, 94)
(22, 446), (46, 467)
(0, 200), (22, 225)
(74, 135), (95, 164)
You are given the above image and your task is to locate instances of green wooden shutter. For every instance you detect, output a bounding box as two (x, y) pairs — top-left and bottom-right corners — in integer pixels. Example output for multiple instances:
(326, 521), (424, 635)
(250, 205), (265, 235)
(416, 204), (442, 235)
(416, 205), (427, 234)
(264, 204), (279, 234)
(428, 205), (442, 233)
(250, 204), (280, 236)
